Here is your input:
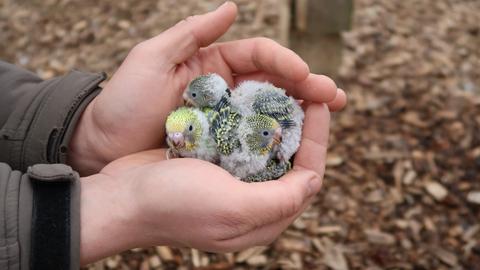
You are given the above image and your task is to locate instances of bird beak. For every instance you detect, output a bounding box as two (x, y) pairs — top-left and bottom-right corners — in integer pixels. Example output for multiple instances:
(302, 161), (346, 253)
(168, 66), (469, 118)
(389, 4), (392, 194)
(167, 132), (185, 148)
(273, 128), (282, 145)
(182, 91), (195, 107)
(184, 98), (195, 107)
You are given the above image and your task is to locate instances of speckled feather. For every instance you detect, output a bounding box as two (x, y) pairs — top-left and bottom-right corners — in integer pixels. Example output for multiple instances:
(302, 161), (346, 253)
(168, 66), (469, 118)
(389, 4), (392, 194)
(209, 96), (241, 155)
(244, 160), (291, 182)
(252, 90), (296, 129)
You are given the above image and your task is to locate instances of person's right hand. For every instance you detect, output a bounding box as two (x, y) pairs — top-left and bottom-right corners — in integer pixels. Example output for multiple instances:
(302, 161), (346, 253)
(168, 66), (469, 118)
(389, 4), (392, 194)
(79, 102), (330, 265)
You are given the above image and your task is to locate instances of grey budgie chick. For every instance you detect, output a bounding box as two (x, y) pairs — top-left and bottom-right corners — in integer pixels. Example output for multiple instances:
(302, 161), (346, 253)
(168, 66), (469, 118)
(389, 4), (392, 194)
(183, 73), (231, 109)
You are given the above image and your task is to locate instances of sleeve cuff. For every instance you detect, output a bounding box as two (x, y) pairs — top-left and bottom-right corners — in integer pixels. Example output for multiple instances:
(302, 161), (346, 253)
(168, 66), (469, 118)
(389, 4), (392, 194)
(26, 164), (80, 270)
(21, 70), (106, 171)
(0, 162), (80, 270)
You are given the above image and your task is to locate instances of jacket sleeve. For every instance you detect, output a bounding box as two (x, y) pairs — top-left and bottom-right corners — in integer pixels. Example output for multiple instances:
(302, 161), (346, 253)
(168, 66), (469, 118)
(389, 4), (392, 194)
(0, 61), (105, 269)
(0, 162), (80, 270)
(0, 61), (106, 171)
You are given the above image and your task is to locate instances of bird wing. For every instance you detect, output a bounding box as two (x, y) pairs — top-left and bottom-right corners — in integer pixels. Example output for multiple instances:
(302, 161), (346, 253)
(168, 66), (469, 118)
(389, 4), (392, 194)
(252, 91), (296, 129)
(210, 96), (241, 155)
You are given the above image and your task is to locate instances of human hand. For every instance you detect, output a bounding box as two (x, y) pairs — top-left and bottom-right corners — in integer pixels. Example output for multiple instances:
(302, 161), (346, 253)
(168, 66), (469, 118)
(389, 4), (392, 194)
(68, 1), (346, 175)
(79, 102), (330, 265)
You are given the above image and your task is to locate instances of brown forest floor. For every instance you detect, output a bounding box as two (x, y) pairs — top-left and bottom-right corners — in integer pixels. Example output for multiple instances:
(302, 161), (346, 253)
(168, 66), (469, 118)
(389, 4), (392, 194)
(1, 0), (480, 269)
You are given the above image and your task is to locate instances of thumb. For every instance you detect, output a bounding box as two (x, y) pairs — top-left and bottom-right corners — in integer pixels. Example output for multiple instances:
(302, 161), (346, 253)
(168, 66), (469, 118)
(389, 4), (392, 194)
(148, 1), (237, 66)
(238, 169), (322, 225)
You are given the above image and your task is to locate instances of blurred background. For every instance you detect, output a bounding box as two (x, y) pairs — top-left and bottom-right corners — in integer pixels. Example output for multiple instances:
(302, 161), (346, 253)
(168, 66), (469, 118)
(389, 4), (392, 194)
(1, 0), (480, 269)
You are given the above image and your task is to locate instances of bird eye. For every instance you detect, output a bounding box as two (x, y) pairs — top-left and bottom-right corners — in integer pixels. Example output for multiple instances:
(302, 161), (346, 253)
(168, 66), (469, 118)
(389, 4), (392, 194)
(262, 131), (269, 136)
(189, 125), (193, 131)
(191, 92), (197, 98)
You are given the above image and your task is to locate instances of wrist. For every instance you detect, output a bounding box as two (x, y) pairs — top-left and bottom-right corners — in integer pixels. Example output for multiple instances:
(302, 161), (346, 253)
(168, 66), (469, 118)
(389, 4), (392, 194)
(68, 100), (111, 175)
(79, 173), (140, 265)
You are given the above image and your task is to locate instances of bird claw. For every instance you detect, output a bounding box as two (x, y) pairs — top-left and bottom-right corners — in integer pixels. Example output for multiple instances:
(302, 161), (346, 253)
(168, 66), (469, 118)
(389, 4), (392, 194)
(166, 148), (180, 160)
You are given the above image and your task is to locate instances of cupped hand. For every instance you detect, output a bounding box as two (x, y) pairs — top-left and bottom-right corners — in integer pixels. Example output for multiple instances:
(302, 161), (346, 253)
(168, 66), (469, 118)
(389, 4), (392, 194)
(69, 1), (346, 175)
(79, 102), (330, 265)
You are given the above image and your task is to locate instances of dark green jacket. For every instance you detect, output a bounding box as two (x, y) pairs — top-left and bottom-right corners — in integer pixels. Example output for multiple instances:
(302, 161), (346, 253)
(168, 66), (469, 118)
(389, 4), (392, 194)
(0, 61), (106, 269)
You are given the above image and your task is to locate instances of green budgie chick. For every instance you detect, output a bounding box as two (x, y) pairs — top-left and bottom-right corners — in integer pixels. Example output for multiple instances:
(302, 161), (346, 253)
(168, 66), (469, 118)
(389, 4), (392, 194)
(183, 73), (230, 109)
(230, 81), (304, 163)
(165, 107), (218, 163)
(213, 107), (284, 180)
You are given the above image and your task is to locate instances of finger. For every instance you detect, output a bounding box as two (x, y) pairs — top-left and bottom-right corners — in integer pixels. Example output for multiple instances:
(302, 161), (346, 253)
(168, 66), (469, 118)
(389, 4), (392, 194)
(147, 1), (237, 66)
(327, 88), (347, 112)
(214, 195), (316, 252)
(300, 100), (310, 111)
(231, 169), (321, 229)
(101, 149), (168, 175)
(233, 72), (337, 104)
(293, 103), (330, 176)
(213, 38), (310, 82)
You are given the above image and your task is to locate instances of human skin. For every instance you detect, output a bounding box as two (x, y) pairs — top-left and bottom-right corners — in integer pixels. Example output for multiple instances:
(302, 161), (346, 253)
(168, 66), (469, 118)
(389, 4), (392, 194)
(79, 102), (331, 265)
(70, 1), (347, 265)
(68, 1), (346, 176)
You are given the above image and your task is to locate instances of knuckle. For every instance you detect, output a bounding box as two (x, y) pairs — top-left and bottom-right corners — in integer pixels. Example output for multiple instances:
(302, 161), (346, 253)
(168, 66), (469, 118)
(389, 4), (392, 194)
(323, 75), (338, 89)
(130, 41), (152, 56)
(129, 40), (169, 67)
(210, 207), (254, 240)
(132, 41), (148, 52)
(208, 241), (242, 253)
(176, 15), (197, 27)
(320, 75), (338, 100)
(251, 37), (279, 67)
(257, 234), (278, 246)
(254, 37), (277, 47)
(283, 186), (304, 218)
(184, 15), (198, 22)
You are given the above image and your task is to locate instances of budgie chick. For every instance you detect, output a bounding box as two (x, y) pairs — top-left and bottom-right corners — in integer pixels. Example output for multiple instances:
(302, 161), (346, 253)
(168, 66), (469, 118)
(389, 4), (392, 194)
(165, 107), (218, 162)
(183, 73), (230, 109)
(230, 81), (304, 163)
(216, 113), (284, 180)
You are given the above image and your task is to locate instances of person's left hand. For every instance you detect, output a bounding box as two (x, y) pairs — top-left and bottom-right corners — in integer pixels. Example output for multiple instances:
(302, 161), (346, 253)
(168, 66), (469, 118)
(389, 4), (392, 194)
(69, 1), (346, 175)
(80, 103), (330, 265)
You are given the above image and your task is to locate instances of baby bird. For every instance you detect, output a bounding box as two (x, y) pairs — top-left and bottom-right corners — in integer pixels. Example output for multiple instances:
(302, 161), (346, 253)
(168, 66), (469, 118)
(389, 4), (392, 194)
(213, 108), (284, 180)
(178, 74), (304, 181)
(183, 73), (230, 109)
(230, 81), (304, 163)
(165, 107), (218, 162)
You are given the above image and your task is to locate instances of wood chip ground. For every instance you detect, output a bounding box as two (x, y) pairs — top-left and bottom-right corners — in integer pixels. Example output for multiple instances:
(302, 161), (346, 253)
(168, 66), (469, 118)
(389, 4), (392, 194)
(1, 0), (479, 269)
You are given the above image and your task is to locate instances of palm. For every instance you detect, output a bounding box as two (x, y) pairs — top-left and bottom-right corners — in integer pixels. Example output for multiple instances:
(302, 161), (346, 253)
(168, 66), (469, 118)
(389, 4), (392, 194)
(95, 99), (329, 251)
(101, 92), (330, 188)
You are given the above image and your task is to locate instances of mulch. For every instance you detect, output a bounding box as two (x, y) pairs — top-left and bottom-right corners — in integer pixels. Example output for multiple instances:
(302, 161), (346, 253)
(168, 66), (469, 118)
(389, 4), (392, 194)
(1, 0), (479, 269)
